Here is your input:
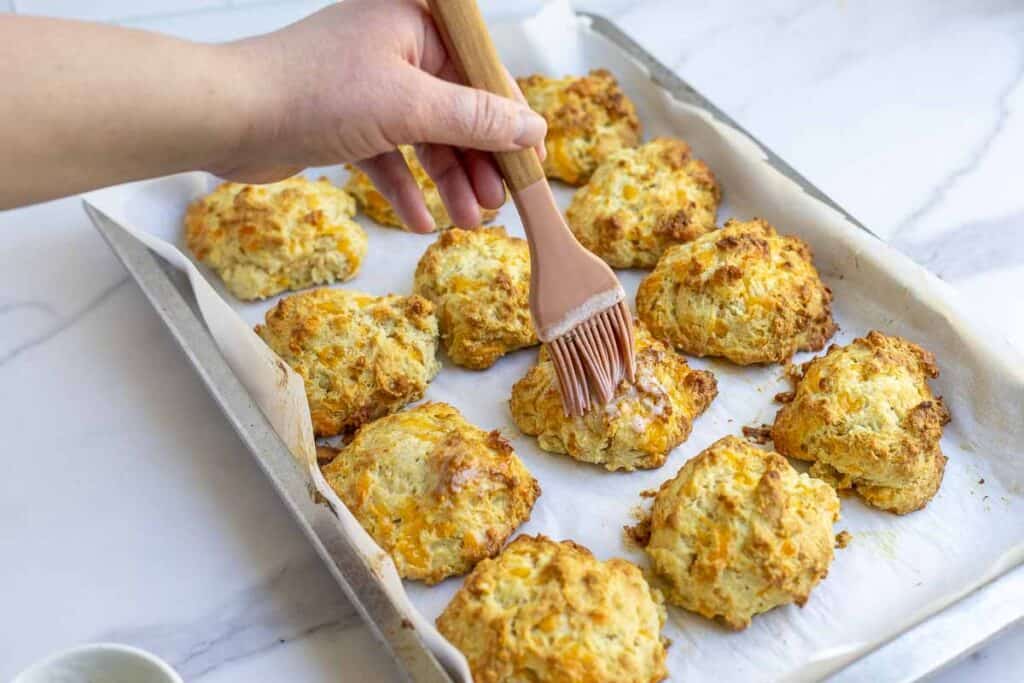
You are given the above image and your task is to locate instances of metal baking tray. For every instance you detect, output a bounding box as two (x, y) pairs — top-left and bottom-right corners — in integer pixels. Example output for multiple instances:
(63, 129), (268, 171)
(85, 11), (1023, 682)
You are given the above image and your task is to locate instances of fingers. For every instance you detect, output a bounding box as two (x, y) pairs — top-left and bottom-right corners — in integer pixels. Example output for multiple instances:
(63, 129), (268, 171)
(395, 67), (546, 153)
(461, 149), (506, 210)
(501, 65), (546, 163)
(414, 144), (481, 228)
(355, 150), (435, 233)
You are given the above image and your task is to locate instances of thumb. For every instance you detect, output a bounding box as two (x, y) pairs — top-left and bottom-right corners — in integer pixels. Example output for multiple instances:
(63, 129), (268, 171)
(396, 69), (546, 152)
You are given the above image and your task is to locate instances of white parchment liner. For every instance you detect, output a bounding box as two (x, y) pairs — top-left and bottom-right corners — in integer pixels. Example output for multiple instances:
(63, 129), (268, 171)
(84, 2), (1024, 680)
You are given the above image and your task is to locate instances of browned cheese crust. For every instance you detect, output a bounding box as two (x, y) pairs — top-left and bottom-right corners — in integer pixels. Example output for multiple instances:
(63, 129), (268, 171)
(413, 227), (537, 369)
(255, 288), (440, 437)
(566, 138), (721, 268)
(184, 177), (366, 300)
(517, 69), (642, 186)
(643, 435), (840, 630)
(772, 331), (951, 514)
(636, 218), (837, 364)
(437, 535), (668, 683)
(322, 402), (539, 584)
(509, 324), (717, 471)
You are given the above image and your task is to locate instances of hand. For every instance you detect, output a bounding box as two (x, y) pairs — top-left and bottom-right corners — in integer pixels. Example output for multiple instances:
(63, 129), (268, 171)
(217, 0), (547, 232)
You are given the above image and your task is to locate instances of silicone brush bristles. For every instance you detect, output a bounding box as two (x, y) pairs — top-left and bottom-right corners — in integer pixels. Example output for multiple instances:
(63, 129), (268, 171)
(548, 300), (636, 417)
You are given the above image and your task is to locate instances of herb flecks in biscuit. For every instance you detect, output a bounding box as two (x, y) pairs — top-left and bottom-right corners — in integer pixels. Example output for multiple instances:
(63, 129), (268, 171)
(641, 435), (840, 630)
(345, 146), (499, 231)
(255, 288), (440, 437)
(567, 138), (720, 268)
(185, 177), (366, 300)
(517, 69), (641, 186)
(413, 226), (537, 369)
(437, 535), (668, 683)
(772, 331), (950, 514)
(510, 323), (716, 471)
(637, 218), (836, 364)
(322, 402), (539, 584)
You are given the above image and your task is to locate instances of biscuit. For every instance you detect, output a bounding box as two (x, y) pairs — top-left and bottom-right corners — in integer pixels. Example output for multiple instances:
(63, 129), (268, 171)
(636, 218), (837, 364)
(184, 177), (366, 300)
(641, 435), (839, 630)
(509, 323), (716, 471)
(321, 402), (539, 584)
(437, 535), (668, 683)
(566, 138), (721, 268)
(344, 146), (499, 231)
(413, 227), (537, 369)
(772, 331), (950, 514)
(517, 69), (642, 186)
(255, 288), (440, 437)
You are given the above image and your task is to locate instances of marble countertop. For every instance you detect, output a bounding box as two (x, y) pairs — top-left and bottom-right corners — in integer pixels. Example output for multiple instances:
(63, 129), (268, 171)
(2, 1), (1022, 680)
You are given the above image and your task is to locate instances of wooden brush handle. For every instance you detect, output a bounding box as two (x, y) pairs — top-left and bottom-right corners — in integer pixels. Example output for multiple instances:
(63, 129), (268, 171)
(426, 0), (545, 191)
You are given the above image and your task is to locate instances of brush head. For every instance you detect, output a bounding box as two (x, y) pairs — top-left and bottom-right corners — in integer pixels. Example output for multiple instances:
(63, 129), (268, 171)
(510, 179), (637, 417)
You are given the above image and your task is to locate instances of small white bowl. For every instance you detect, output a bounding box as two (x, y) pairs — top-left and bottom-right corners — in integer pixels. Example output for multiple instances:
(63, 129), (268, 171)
(13, 643), (182, 683)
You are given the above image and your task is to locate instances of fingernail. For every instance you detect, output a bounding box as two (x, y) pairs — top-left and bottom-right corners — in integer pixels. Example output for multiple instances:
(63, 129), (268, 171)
(515, 110), (547, 148)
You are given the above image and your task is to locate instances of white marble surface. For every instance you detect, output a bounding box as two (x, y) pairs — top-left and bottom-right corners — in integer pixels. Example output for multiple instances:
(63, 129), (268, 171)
(2, 1), (1023, 681)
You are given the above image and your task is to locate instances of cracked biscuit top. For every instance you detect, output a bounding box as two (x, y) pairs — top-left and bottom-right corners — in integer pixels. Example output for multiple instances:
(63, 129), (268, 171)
(413, 226), (537, 369)
(566, 138), (720, 268)
(321, 402), (539, 584)
(517, 69), (642, 186)
(641, 435), (840, 630)
(510, 323), (716, 471)
(255, 288), (440, 437)
(637, 218), (836, 364)
(185, 176), (366, 300)
(437, 534), (669, 683)
(772, 331), (950, 514)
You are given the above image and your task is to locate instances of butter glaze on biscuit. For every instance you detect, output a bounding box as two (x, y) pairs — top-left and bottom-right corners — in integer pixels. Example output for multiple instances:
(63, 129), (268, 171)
(517, 69), (641, 186)
(636, 218), (836, 364)
(255, 288), (440, 437)
(322, 402), (539, 584)
(772, 331), (950, 514)
(641, 435), (840, 630)
(437, 535), (668, 683)
(185, 177), (366, 300)
(413, 227), (537, 369)
(345, 146), (499, 231)
(566, 138), (720, 268)
(510, 324), (716, 471)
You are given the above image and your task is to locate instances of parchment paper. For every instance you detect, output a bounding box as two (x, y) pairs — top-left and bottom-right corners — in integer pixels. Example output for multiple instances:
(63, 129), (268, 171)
(84, 3), (1024, 681)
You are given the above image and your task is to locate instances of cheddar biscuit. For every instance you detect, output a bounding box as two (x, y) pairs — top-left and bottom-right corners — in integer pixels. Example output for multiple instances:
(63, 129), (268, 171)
(636, 218), (836, 364)
(642, 435), (840, 630)
(321, 402), (539, 584)
(566, 138), (721, 268)
(517, 69), (642, 185)
(413, 227), (537, 369)
(509, 324), (716, 471)
(185, 177), (366, 300)
(772, 331), (950, 514)
(255, 288), (440, 437)
(437, 535), (668, 683)
(344, 146), (499, 231)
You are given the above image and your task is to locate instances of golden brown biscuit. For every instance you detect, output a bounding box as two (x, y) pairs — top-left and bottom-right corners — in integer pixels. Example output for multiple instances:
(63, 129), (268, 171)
(255, 288), (440, 437)
(636, 218), (837, 364)
(566, 138), (721, 268)
(413, 227), (537, 369)
(322, 402), (539, 584)
(641, 435), (840, 630)
(517, 69), (642, 185)
(509, 324), (716, 471)
(344, 146), (499, 231)
(184, 177), (366, 300)
(772, 331), (950, 514)
(437, 535), (668, 683)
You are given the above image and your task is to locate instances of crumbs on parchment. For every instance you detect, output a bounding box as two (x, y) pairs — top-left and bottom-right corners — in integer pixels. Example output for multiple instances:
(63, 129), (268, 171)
(742, 424), (773, 445)
(835, 530), (853, 549)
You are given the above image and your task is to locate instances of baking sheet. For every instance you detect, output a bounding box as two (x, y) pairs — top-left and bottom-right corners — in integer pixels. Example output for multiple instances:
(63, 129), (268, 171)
(84, 2), (1024, 681)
